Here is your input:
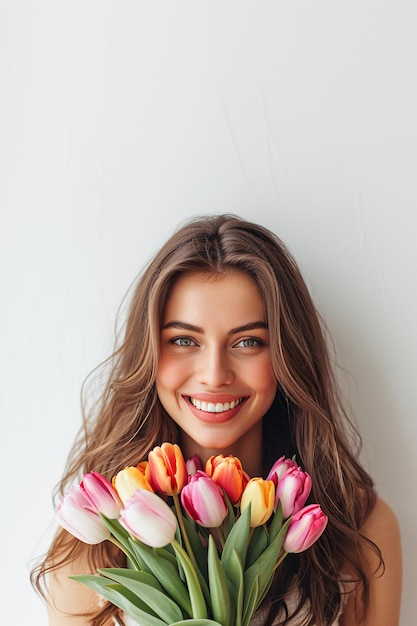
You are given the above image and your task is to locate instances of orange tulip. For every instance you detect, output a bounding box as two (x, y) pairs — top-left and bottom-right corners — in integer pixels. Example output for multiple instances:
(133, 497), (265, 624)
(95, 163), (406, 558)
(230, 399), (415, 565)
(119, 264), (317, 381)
(148, 442), (188, 495)
(205, 454), (246, 504)
(240, 477), (275, 527)
(136, 461), (153, 485)
(112, 466), (154, 504)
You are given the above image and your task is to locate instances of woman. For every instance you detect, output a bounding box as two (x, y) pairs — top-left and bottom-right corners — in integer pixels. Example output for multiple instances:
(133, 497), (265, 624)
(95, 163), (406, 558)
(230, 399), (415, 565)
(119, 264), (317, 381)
(32, 214), (402, 625)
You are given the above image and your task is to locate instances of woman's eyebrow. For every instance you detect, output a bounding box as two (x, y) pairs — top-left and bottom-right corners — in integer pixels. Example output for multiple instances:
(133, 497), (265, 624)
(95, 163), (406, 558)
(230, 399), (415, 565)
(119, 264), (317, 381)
(161, 320), (267, 334)
(161, 321), (203, 332)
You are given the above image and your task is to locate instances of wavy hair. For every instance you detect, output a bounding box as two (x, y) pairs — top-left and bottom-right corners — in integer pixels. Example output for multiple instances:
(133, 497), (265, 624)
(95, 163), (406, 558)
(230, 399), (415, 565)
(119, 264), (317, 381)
(32, 214), (379, 625)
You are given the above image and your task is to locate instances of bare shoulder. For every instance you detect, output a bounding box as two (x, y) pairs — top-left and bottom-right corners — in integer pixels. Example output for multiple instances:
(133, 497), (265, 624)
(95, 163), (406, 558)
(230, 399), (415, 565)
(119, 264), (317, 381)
(361, 496), (401, 541)
(341, 496), (402, 626)
(47, 555), (98, 625)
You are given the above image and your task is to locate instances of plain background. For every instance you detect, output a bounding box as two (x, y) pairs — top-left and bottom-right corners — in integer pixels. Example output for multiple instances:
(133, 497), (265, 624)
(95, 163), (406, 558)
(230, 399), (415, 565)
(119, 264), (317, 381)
(1, 2), (416, 624)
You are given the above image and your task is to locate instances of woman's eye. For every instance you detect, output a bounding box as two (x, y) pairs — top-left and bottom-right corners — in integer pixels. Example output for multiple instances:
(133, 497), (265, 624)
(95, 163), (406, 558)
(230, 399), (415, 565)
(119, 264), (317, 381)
(235, 338), (263, 348)
(171, 336), (197, 347)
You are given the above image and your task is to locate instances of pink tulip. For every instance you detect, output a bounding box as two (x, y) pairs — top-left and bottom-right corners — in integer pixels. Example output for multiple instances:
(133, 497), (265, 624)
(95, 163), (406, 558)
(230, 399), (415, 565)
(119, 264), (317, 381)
(275, 466), (312, 518)
(181, 471), (228, 528)
(266, 455), (299, 487)
(186, 454), (204, 475)
(56, 485), (111, 544)
(80, 471), (123, 518)
(120, 489), (177, 548)
(148, 442), (188, 495)
(283, 504), (328, 553)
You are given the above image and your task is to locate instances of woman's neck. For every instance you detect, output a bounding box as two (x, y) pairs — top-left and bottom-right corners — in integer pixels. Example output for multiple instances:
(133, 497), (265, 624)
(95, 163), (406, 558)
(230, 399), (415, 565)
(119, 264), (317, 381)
(180, 423), (264, 478)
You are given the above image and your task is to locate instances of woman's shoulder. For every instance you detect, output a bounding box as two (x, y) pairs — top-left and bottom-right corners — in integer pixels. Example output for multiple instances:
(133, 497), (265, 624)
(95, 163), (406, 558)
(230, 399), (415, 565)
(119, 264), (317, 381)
(341, 496), (402, 626)
(47, 555), (98, 625)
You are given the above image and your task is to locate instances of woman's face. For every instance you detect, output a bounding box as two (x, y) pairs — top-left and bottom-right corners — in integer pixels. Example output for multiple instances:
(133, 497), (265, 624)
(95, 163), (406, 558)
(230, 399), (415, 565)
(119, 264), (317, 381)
(156, 271), (277, 469)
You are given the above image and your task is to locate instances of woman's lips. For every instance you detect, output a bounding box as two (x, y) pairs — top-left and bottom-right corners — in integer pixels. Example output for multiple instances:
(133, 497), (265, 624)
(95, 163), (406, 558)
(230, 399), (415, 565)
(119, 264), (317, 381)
(183, 395), (248, 424)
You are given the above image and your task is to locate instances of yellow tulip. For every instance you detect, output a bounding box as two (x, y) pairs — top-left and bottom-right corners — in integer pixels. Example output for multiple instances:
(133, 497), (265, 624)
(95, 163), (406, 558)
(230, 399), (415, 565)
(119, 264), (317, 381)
(112, 466), (154, 504)
(240, 477), (275, 527)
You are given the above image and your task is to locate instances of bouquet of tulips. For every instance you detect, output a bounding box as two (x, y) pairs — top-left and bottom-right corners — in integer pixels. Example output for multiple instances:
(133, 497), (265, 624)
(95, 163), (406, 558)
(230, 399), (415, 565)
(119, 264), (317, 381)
(56, 443), (328, 626)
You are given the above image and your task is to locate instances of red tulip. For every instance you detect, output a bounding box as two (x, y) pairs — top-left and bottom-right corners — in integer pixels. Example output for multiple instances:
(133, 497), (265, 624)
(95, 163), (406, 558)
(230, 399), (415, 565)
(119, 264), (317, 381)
(275, 466), (312, 518)
(205, 454), (246, 504)
(181, 471), (228, 527)
(148, 442), (188, 495)
(283, 504), (328, 553)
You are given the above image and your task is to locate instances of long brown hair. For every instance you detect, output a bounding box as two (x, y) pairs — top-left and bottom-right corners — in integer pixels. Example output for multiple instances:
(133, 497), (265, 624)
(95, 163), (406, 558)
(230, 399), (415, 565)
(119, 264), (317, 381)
(32, 214), (379, 625)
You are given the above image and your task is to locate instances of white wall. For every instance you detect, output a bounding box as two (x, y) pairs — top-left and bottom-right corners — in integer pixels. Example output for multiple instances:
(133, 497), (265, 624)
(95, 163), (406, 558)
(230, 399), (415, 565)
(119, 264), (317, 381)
(1, 2), (415, 624)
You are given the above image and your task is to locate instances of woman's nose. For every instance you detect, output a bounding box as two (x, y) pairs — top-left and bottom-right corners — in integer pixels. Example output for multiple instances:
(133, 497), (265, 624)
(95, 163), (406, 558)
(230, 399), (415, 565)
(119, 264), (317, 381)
(198, 347), (234, 388)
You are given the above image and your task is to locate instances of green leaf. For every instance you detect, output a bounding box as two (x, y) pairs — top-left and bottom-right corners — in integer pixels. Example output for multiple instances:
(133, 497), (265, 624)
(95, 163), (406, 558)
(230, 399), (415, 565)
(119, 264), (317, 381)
(207, 535), (234, 626)
(226, 549), (244, 626)
(221, 504), (251, 577)
(172, 540), (207, 619)
(96, 568), (183, 623)
(128, 538), (192, 617)
(222, 491), (236, 538)
(70, 576), (166, 626)
(268, 501), (283, 543)
(246, 525), (268, 568)
(243, 517), (291, 611)
(171, 621), (223, 626)
(99, 515), (141, 568)
(182, 514), (209, 581)
(242, 574), (259, 626)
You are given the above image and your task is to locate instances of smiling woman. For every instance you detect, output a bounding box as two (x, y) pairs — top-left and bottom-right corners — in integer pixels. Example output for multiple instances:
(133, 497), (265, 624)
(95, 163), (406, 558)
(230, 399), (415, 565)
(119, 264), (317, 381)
(31, 214), (401, 626)
(156, 271), (277, 474)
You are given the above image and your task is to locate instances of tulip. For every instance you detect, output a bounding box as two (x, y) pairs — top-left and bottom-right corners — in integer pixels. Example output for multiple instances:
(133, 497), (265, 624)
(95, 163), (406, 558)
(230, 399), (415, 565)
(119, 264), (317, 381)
(283, 504), (328, 553)
(80, 472), (122, 519)
(137, 461), (152, 483)
(240, 477), (275, 527)
(186, 454), (204, 475)
(120, 489), (178, 548)
(181, 471), (228, 528)
(148, 442), (188, 495)
(112, 466), (154, 505)
(56, 485), (111, 544)
(275, 466), (312, 518)
(205, 454), (246, 504)
(266, 455), (299, 487)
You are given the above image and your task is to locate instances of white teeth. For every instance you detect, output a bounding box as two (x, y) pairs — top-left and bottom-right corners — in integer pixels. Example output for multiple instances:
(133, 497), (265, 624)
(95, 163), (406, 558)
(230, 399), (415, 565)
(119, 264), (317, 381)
(189, 397), (243, 413)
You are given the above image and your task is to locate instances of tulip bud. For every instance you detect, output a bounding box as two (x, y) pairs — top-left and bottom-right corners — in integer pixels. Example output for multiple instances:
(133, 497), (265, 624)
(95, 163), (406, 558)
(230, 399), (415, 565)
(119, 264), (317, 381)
(283, 504), (328, 553)
(112, 466), (154, 505)
(240, 478), (275, 527)
(266, 455), (298, 487)
(275, 466), (312, 518)
(120, 489), (177, 548)
(205, 454), (246, 504)
(148, 442), (188, 495)
(137, 461), (152, 483)
(186, 454), (203, 475)
(181, 471), (228, 528)
(56, 485), (111, 544)
(80, 472), (122, 519)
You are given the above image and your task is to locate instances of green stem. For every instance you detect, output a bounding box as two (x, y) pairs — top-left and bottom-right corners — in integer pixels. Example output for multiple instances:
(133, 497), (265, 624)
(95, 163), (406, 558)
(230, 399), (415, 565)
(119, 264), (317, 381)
(274, 550), (288, 571)
(173, 493), (199, 573)
(214, 525), (225, 548)
(108, 537), (140, 570)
